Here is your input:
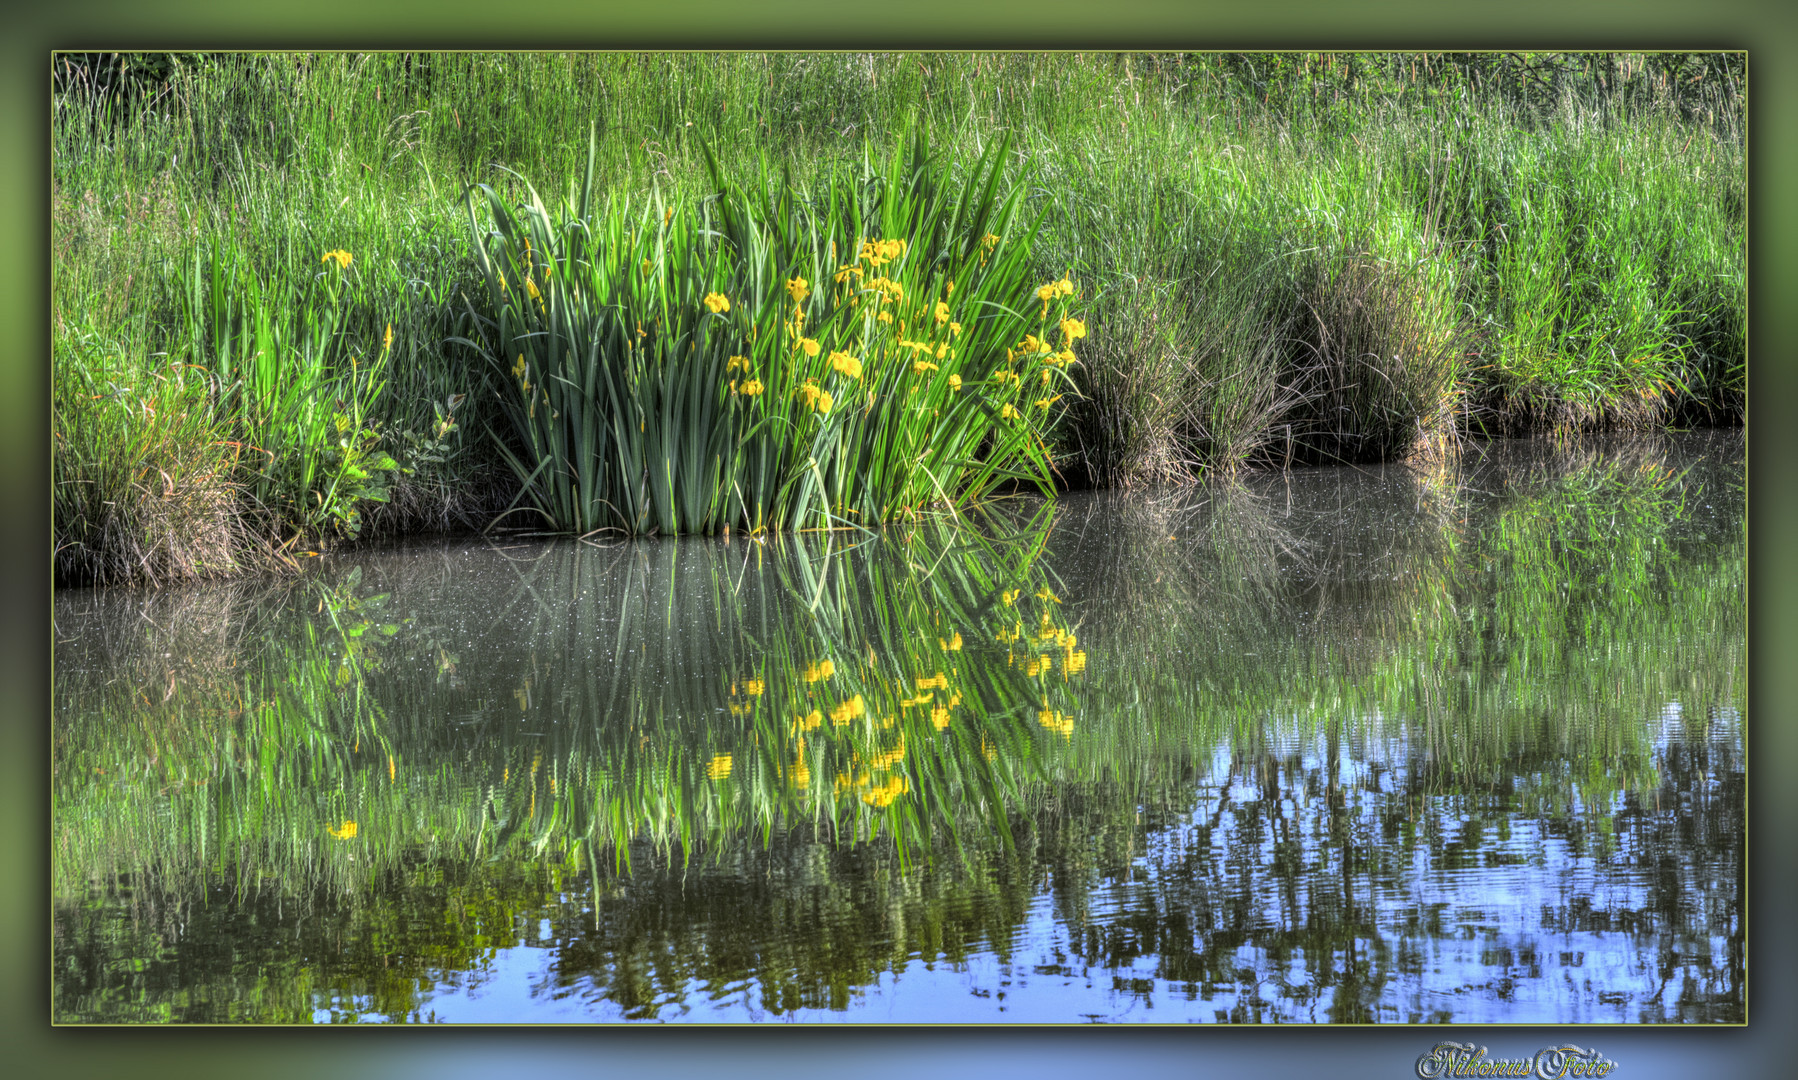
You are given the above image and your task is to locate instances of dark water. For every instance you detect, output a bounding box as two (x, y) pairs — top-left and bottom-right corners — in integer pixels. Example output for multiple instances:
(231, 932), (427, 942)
(52, 431), (1744, 1023)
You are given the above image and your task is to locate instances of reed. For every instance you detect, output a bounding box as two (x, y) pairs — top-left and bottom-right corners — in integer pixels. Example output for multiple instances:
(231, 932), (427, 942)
(456, 125), (1071, 536)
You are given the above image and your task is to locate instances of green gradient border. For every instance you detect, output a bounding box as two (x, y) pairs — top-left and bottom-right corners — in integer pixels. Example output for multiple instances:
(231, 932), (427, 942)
(11, 3), (1790, 1077)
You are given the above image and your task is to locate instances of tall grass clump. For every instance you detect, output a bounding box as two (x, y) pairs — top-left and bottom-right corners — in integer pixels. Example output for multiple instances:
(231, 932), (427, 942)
(52, 334), (261, 586)
(458, 125), (1077, 536)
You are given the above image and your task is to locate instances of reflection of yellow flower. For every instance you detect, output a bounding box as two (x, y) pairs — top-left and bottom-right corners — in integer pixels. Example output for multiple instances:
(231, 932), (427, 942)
(861, 775), (910, 807)
(795, 709), (824, 733)
(931, 705), (951, 730)
(829, 694), (867, 725)
(1065, 650), (1087, 675)
(744, 678), (765, 696)
(703, 292), (730, 314)
(939, 632), (963, 651)
(1036, 586), (1062, 604)
(1001, 589), (1019, 606)
(327, 820), (358, 840)
(706, 753), (733, 780)
(804, 659), (835, 683)
(1038, 710), (1074, 738)
(792, 752), (811, 789)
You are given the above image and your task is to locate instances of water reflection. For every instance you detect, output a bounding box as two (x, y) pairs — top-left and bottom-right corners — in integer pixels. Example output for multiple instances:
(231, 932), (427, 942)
(53, 431), (1744, 1023)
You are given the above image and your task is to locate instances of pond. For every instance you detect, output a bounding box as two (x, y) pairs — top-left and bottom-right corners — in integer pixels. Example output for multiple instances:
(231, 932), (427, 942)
(51, 431), (1744, 1024)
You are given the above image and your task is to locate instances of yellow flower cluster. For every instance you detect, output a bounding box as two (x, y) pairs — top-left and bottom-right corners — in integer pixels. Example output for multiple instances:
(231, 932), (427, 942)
(829, 351), (863, 381)
(786, 276), (811, 304)
(803, 658), (835, 683)
(702, 292), (731, 314)
(865, 275), (905, 306)
(706, 753), (733, 780)
(1035, 276), (1075, 319)
(859, 238), (906, 267)
(797, 381), (834, 415)
(321, 249), (353, 270)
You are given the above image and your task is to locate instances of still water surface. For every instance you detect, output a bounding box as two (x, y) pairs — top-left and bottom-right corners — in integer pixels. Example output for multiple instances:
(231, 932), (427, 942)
(53, 432), (1744, 1023)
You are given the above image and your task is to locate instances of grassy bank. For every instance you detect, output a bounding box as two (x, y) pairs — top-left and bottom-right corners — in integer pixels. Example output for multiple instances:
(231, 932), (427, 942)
(51, 51), (1745, 584)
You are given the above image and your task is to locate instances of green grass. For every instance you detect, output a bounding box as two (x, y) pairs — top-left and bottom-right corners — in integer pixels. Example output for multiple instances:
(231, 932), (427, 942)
(51, 51), (1745, 581)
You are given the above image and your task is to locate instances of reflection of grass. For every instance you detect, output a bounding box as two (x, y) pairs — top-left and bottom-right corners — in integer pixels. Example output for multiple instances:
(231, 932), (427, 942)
(55, 436), (1742, 905)
(54, 434), (1744, 1021)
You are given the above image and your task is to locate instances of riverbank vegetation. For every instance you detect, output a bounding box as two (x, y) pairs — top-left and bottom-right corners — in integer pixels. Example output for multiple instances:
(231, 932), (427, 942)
(52, 51), (1745, 585)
